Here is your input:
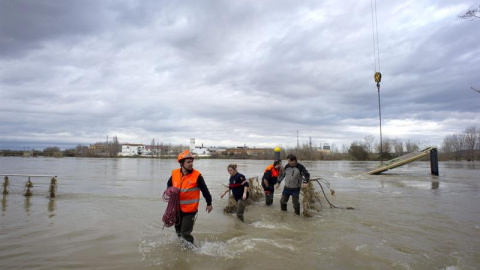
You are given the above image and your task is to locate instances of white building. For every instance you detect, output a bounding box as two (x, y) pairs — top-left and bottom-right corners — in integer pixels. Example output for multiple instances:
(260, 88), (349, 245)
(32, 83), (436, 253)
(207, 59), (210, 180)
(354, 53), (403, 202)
(189, 138), (211, 156)
(119, 144), (148, 156)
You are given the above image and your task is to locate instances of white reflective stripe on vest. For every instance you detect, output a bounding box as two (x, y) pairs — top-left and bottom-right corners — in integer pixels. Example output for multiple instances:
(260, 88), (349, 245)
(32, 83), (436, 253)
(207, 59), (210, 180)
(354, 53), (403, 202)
(180, 187), (200, 192)
(180, 198), (200, 204)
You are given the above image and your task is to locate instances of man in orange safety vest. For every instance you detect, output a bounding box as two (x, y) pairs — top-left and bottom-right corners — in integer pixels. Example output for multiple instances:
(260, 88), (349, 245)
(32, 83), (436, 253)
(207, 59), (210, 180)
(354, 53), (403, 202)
(167, 150), (213, 244)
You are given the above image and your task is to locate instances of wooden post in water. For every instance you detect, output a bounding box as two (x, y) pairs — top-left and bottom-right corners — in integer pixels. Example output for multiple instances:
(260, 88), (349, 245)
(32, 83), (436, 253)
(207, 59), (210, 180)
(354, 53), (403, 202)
(430, 148), (439, 176)
(24, 177), (33, 196)
(49, 177), (57, 198)
(2, 176), (8, 195)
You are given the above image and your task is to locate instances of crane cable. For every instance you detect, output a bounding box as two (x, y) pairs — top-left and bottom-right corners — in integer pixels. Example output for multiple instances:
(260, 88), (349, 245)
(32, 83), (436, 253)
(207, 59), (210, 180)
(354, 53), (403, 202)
(371, 0), (384, 163)
(371, 0), (381, 86)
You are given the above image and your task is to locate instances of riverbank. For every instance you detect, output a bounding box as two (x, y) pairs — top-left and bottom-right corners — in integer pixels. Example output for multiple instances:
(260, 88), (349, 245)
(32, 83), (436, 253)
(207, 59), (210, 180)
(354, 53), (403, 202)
(2, 150), (477, 162)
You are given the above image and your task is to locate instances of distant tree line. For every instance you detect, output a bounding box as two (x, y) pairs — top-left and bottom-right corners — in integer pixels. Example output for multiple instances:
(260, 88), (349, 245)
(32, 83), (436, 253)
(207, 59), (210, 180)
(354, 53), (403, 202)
(2, 127), (478, 161)
(344, 126), (479, 162)
(441, 126), (480, 161)
(345, 135), (423, 161)
(459, 3), (480, 21)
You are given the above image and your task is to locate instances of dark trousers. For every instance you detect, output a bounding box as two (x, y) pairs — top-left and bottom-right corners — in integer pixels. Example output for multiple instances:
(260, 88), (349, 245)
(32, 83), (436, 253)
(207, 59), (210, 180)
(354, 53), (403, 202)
(280, 188), (300, 215)
(265, 191), (274, 205)
(236, 199), (247, 222)
(175, 212), (196, 243)
(262, 183), (275, 205)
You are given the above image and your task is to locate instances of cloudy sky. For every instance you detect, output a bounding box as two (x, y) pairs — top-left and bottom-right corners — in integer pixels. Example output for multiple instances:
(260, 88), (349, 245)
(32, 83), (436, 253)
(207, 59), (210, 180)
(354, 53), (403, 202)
(1, 0), (479, 151)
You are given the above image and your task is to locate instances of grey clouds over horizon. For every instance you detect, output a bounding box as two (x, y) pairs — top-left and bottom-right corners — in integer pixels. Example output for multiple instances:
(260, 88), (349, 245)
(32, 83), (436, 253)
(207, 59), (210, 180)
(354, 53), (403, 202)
(1, 0), (479, 151)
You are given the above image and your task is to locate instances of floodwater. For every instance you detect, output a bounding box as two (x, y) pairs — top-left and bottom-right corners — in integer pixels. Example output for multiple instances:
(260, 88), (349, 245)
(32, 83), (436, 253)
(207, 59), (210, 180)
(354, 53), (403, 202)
(0, 157), (479, 270)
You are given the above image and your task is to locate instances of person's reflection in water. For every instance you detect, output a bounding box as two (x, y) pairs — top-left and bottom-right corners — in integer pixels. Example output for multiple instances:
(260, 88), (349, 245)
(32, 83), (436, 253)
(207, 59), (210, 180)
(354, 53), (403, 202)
(24, 196), (31, 215)
(48, 199), (56, 218)
(1, 194), (6, 214)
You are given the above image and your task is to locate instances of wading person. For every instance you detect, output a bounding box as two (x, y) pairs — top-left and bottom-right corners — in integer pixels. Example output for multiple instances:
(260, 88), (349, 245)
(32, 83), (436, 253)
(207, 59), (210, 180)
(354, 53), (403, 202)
(167, 150), (212, 244)
(220, 164), (249, 222)
(261, 160), (282, 205)
(276, 154), (310, 215)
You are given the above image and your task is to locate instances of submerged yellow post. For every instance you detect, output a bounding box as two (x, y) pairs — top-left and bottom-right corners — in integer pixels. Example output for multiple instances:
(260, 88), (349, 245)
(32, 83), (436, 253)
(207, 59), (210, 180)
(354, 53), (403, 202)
(274, 146), (281, 160)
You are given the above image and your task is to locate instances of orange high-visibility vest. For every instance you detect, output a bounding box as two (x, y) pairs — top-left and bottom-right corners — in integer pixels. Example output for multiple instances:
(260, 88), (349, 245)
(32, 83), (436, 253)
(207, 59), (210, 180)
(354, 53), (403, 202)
(171, 168), (201, 213)
(264, 164), (279, 178)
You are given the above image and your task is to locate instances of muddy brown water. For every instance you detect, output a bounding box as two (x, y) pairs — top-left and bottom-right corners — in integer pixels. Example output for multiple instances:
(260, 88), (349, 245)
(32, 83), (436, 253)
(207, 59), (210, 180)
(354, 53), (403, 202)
(0, 157), (479, 269)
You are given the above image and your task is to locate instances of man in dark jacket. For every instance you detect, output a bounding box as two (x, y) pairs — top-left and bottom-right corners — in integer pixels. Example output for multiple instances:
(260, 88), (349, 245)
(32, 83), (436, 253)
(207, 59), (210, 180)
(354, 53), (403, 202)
(276, 154), (310, 215)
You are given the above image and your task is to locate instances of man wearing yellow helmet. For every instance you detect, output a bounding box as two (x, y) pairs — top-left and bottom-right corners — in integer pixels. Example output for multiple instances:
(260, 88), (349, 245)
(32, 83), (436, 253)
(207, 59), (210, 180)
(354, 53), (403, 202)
(167, 150), (213, 244)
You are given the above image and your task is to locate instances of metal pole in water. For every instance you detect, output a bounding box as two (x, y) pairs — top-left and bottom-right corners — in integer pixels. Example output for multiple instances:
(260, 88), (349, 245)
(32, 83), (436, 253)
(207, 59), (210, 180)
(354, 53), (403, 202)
(430, 148), (439, 176)
(274, 146), (281, 160)
(376, 80), (383, 164)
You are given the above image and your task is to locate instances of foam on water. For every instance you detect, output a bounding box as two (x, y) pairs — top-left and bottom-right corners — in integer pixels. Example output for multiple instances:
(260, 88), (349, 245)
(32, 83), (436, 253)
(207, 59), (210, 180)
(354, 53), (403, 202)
(332, 172), (344, 178)
(195, 237), (254, 258)
(196, 236), (295, 257)
(355, 244), (368, 252)
(139, 233), (296, 262)
(250, 221), (293, 230)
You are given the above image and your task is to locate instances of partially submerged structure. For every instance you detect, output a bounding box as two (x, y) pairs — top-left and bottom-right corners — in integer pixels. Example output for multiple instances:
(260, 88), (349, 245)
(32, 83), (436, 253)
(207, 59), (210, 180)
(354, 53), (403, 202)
(367, 147), (439, 175)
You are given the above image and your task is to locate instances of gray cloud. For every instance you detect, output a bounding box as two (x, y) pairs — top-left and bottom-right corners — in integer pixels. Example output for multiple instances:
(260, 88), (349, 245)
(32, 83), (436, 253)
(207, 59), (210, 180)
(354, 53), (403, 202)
(1, 0), (478, 151)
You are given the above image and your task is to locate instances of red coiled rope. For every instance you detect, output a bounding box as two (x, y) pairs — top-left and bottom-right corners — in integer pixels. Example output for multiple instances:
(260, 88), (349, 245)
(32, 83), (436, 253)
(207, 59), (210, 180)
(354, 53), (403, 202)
(162, 186), (180, 228)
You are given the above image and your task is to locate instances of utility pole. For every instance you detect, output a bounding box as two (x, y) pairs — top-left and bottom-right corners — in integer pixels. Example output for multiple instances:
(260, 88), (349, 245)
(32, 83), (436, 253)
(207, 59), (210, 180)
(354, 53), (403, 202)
(106, 135), (110, 157)
(296, 130), (299, 148)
